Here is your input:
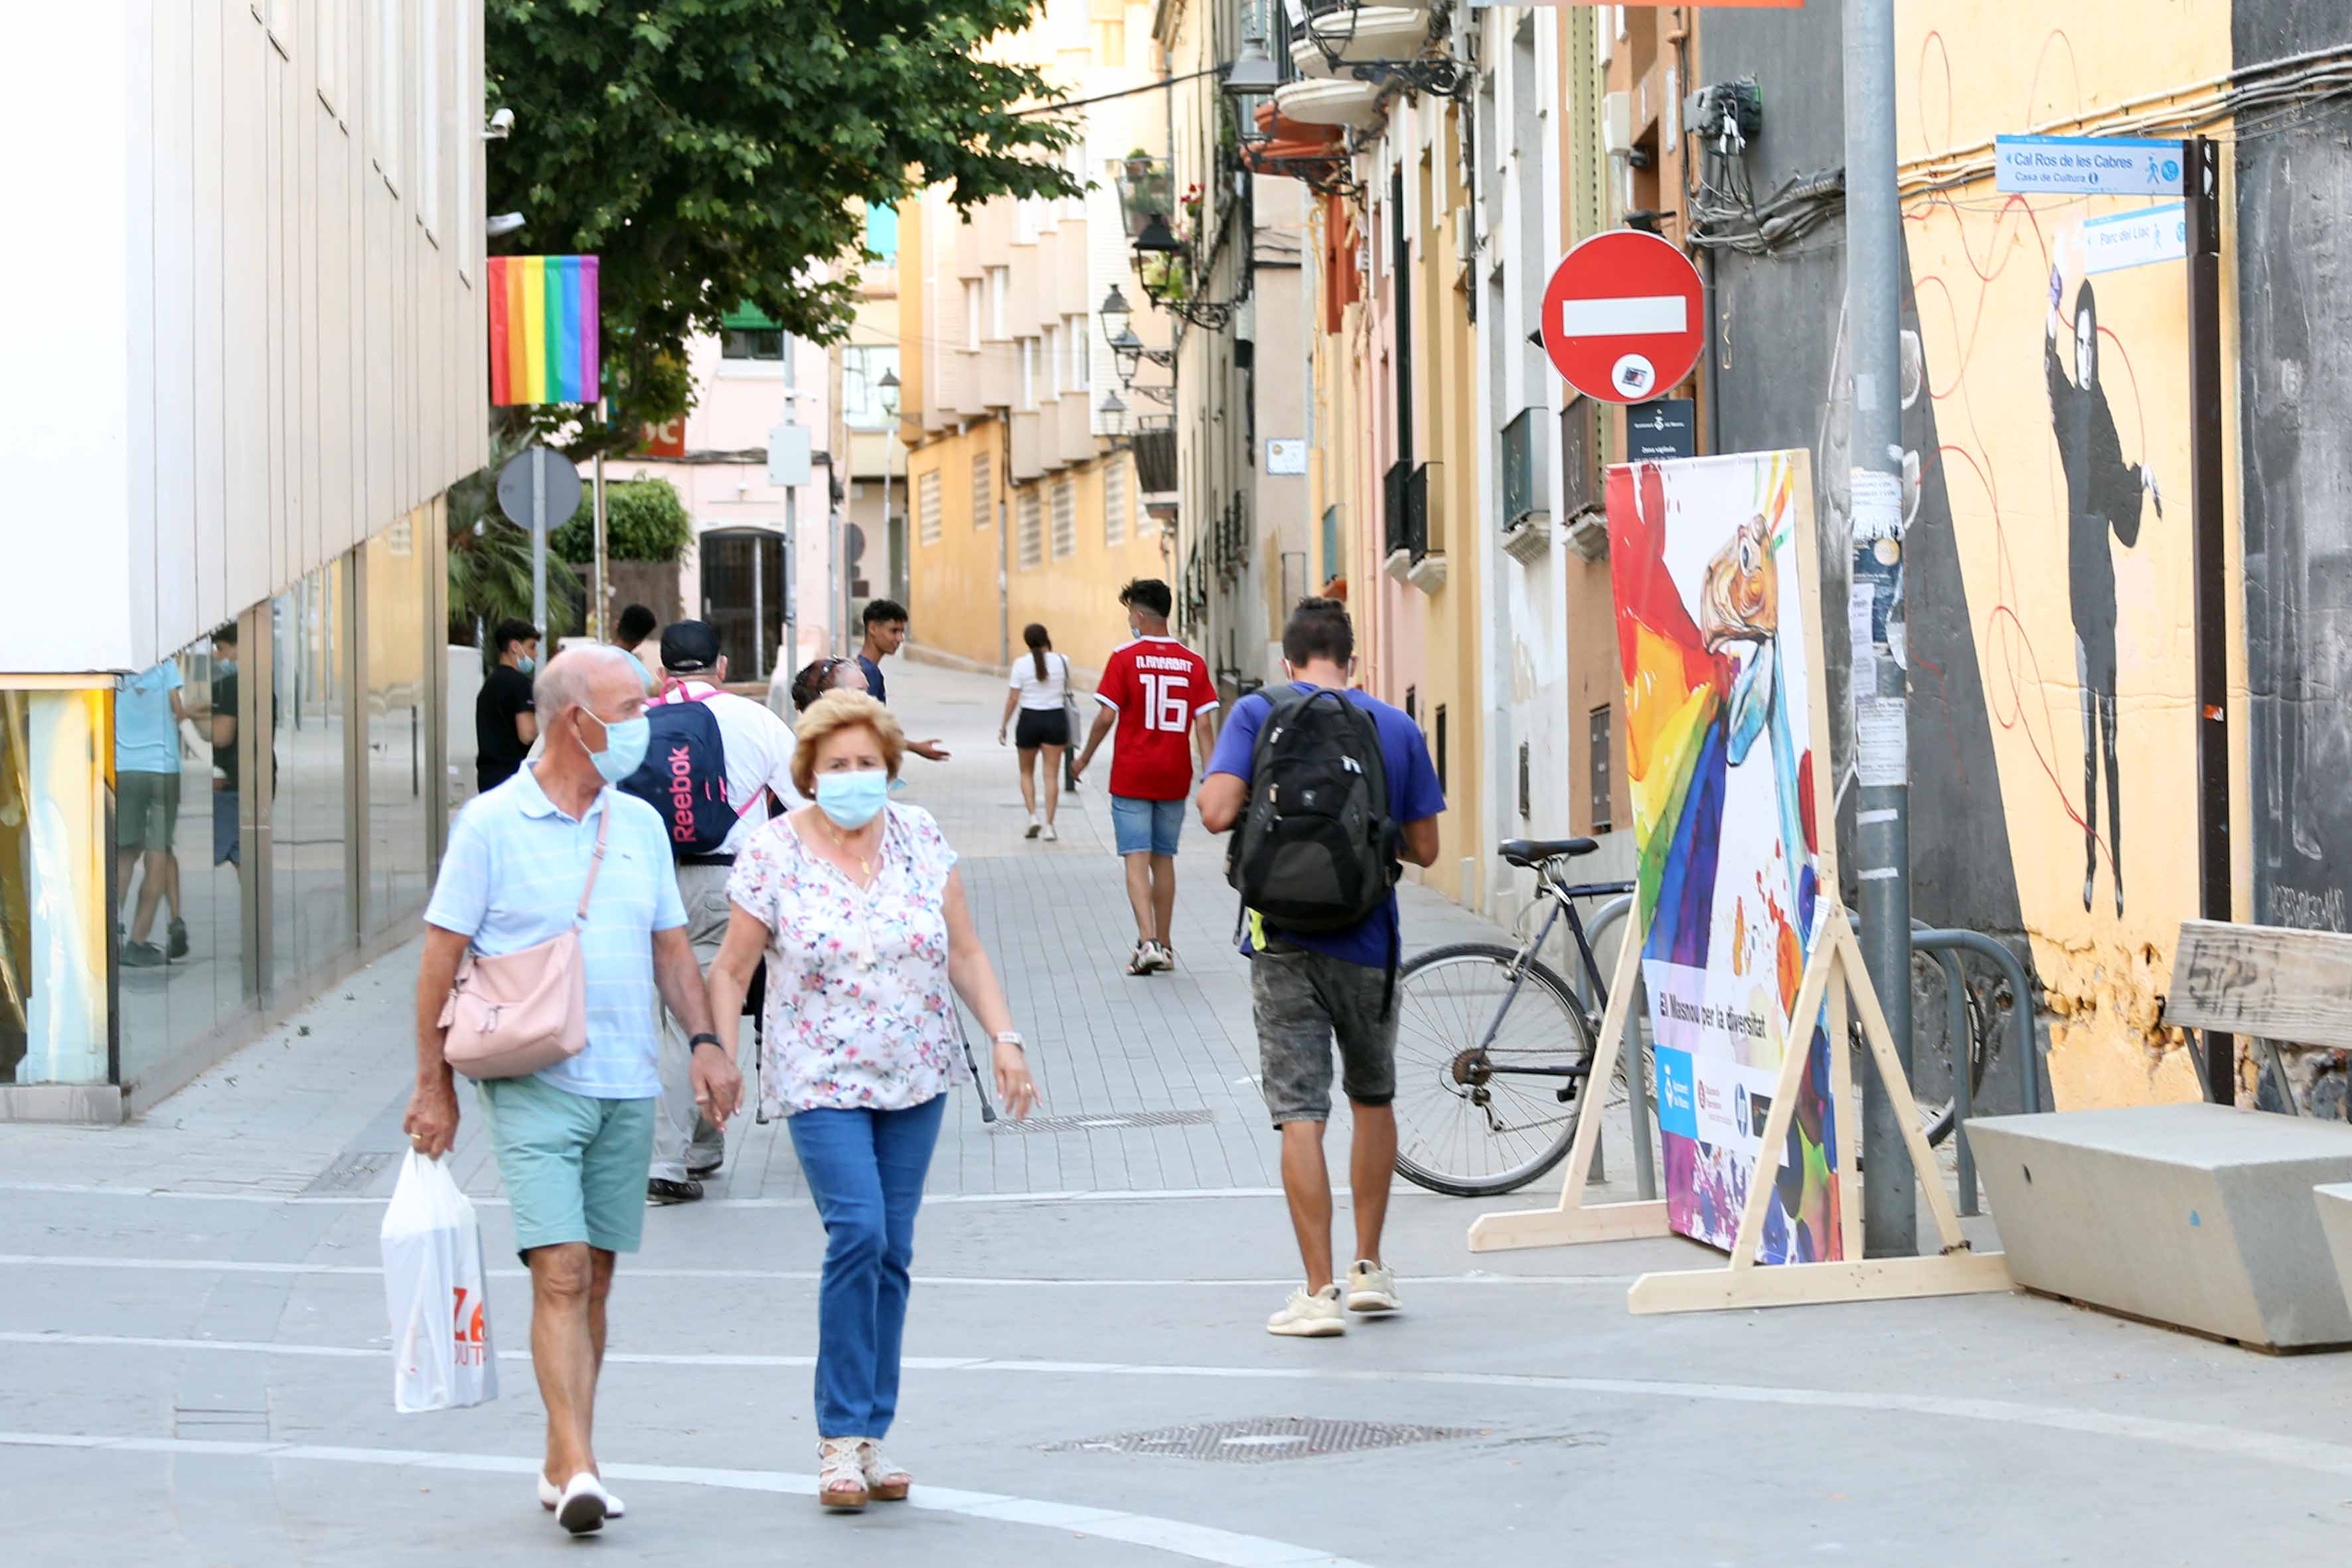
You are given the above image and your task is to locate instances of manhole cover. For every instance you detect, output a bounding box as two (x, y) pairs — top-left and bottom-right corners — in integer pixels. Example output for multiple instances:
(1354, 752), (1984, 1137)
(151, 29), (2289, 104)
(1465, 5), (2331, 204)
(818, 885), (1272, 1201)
(1046, 1416), (1487, 1463)
(990, 1110), (1218, 1135)
(303, 1151), (396, 1194)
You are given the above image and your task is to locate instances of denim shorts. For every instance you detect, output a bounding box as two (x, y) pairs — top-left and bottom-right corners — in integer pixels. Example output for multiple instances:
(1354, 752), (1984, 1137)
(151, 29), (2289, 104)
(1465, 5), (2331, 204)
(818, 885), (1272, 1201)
(1110, 794), (1186, 857)
(476, 1075), (657, 1257)
(1249, 942), (1397, 1126)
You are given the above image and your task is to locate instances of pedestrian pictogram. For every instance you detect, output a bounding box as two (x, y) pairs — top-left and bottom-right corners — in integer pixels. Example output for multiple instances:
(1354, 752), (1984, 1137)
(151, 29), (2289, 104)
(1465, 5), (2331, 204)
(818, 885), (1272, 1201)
(1539, 230), (1707, 405)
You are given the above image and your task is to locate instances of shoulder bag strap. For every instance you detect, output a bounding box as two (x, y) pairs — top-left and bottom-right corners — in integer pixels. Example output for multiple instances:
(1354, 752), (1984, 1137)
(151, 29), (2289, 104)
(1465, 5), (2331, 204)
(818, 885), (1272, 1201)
(573, 792), (614, 927)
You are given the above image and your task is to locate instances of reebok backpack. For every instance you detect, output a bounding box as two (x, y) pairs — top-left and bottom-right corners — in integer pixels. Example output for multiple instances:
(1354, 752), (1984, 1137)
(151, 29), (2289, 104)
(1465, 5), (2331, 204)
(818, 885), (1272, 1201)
(619, 690), (739, 857)
(1225, 687), (1399, 933)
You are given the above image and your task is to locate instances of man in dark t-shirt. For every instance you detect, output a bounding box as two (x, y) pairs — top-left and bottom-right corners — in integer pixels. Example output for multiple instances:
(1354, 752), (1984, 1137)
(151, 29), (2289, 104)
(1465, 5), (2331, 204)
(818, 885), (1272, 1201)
(475, 618), (542, 792)
(211, 625), (241, 866)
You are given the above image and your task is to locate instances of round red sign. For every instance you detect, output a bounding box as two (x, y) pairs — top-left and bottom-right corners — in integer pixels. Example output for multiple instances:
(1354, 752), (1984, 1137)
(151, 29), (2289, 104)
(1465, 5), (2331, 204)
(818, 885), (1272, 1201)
(1539, 230), (1705, 405)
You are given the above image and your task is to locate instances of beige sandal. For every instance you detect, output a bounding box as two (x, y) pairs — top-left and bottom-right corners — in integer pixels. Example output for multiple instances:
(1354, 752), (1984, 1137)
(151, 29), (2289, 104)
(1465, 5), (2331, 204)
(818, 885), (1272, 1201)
(860, 1439), (911, 1502)
(817, 1438), (869, 1511)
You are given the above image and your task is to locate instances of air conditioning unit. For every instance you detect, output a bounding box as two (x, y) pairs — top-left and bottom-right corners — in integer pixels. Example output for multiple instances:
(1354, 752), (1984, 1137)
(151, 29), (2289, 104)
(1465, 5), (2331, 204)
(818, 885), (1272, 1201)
(1603, 91), (1634, 160)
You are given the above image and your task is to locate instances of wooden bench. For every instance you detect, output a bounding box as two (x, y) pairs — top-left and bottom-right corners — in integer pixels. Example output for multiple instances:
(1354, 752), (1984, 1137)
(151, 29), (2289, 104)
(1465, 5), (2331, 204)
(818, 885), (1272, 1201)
(1963, 919), (2352, 1350)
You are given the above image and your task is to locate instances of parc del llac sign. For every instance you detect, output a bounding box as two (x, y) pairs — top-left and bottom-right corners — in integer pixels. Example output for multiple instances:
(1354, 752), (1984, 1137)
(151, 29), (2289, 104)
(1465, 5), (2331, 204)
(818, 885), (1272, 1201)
(1994, 135), (2186, 197)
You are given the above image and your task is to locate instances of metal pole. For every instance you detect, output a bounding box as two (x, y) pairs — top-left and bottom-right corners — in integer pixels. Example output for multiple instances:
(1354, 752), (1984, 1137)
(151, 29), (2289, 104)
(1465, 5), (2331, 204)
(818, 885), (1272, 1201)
(783, 490), (796, 671)
(530, 449), (547, 639)
(2184, 135), (2234, 1106)
(1842, 0), (1916, 1258)
(751, 535), (766, 683)
(592, 447), (608, 641)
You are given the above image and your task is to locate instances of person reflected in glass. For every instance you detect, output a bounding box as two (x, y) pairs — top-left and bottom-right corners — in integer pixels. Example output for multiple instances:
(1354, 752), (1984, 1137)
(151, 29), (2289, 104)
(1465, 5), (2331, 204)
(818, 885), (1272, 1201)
(118, 653), (204, 967)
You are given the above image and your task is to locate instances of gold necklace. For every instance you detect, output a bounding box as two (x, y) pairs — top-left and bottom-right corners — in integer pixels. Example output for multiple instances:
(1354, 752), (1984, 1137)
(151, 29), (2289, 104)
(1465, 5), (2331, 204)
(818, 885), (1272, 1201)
(819, 817), (880, 882)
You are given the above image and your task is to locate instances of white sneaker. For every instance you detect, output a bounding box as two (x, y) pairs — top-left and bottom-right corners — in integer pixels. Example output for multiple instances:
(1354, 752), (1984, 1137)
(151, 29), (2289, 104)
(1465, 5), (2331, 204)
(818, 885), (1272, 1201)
(539, 1472), (625, 1520)
(554, 1472), (612, 1535)
(1267, 1283), (1347, 1337)
(1346, 1259), (1400, 1314)
(1025, 812), (1042, 839)
(1146, 941), (1176, 973)
(1041, 821), (1059, 842)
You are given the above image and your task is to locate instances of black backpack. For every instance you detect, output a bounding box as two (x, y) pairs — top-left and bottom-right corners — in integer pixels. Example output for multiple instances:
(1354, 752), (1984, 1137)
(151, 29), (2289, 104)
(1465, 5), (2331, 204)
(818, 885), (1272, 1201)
(1225, 686), (1399, 934)
(619, 690), (740, 858)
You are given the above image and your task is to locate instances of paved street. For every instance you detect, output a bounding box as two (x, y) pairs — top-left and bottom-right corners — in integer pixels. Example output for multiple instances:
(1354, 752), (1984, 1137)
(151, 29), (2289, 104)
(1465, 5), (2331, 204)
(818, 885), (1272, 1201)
(7, 661), (2352, 1565)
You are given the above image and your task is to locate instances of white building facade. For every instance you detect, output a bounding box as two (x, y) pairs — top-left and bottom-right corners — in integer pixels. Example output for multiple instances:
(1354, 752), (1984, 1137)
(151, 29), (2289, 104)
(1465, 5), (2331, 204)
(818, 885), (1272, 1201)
(0, 1), (488, 1118)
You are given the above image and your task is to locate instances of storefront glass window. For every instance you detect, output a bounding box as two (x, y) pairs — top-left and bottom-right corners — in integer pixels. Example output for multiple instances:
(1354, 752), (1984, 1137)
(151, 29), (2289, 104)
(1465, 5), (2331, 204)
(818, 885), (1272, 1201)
(0, 689), (109, 1085)
(365, 516), (431, 933)
(272, 562), (353, 994)
(116, 629), (251, 1085)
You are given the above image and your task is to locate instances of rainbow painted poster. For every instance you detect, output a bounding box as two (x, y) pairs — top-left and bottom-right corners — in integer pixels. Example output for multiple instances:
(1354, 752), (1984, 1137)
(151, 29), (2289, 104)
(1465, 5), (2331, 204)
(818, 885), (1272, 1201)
(1607, 450), (1842, 1263)
(487, 255), (600, 406)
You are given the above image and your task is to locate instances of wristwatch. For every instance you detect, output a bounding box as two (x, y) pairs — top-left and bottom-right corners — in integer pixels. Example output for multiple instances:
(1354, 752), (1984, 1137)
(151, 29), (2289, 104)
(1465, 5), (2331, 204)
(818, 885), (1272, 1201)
(689, 1032), (726, 1052)
(993, 1030), (1026, 1051)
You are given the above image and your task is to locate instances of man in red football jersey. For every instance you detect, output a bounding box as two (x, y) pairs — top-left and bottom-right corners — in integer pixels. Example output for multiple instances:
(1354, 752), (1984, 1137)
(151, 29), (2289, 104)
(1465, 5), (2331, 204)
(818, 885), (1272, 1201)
(1072, 579), (1221, 976)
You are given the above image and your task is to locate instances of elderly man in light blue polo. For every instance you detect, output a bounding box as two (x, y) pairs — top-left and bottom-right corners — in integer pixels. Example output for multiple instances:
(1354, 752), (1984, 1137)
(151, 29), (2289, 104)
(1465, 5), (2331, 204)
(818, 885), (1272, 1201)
(404, 645), (742, 1537)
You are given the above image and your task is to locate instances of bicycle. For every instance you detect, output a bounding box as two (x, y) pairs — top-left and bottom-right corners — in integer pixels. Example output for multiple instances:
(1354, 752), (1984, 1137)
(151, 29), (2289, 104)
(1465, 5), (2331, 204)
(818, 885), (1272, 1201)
(1389, 850), (2014, 1202)
(1391, 837), (1646, 1198)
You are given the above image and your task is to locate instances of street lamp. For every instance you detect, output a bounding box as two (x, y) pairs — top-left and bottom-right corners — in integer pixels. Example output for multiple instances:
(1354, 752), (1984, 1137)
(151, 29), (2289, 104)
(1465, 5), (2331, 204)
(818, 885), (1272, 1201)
(878, 365), (900, 418)
(1221, 33), (1283, 98)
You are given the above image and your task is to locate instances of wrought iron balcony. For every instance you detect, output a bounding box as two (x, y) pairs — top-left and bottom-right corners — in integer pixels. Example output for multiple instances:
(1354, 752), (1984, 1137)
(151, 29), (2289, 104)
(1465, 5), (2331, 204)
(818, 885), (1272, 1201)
(1383, 459), (1415, 561)
(1500, 408), (1545, 531)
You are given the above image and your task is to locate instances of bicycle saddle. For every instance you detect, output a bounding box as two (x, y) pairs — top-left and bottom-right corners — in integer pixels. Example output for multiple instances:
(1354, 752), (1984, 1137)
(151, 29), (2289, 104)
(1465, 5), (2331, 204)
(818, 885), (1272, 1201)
(1498, 836), (1599, 868)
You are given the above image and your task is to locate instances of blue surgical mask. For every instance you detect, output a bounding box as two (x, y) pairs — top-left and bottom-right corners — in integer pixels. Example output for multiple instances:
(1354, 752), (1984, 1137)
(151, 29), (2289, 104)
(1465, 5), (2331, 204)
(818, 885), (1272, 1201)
(815, 769), (890, 829)
(519, 656), (537, 675)
(580, 708), (650, 783)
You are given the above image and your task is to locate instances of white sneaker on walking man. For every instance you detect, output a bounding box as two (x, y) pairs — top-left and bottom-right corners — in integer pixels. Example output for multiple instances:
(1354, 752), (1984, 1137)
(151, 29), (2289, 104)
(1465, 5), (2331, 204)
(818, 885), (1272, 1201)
(404, 647), (743, 1533)
(1198, 599), (1444, 1336)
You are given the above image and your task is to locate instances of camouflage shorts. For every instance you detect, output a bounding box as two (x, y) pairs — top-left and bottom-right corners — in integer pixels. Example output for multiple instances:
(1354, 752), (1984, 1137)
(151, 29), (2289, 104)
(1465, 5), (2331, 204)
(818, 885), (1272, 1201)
(1249, 942), (1397, 1127)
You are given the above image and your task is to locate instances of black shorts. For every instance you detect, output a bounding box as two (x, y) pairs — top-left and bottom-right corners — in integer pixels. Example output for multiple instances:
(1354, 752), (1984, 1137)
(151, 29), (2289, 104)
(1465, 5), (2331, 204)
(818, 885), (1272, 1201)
(1014, 708), (1070, 749)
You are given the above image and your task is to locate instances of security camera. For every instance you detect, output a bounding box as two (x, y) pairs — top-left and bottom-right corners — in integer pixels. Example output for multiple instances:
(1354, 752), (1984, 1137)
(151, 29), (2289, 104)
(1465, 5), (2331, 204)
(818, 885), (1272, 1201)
(486, 212), (526, 238)
(483, 107), (514, 140)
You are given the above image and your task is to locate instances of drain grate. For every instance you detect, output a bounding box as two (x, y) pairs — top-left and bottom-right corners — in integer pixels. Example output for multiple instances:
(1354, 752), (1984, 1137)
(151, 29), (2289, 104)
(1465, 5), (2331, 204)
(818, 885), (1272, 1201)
(990, 1109), (1218, 1136)
(303, 1151), (397, 1194)
(1046, 1415), (1487, 1463)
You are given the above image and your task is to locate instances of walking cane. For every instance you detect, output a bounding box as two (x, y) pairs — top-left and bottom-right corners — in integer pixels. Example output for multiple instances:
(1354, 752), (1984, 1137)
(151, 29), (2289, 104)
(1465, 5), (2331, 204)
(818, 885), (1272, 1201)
(958, 1015), (999, 1125)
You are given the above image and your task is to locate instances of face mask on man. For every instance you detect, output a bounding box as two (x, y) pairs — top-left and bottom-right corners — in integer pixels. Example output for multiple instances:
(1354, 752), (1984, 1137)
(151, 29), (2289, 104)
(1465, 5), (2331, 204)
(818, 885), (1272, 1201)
(815, 769), (890, 829)
(519, 655), (538, 675)
(577, 704), (650, 784)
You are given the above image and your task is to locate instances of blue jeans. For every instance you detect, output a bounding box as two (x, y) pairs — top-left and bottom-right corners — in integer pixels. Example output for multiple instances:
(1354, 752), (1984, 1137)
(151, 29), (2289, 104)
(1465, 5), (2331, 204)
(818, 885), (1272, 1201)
(787, 1095), (947, 1439)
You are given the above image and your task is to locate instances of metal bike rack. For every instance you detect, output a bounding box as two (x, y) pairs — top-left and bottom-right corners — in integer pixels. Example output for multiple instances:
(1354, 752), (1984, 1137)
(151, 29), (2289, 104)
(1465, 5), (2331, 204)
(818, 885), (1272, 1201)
(1909, 927), (2039, 1216)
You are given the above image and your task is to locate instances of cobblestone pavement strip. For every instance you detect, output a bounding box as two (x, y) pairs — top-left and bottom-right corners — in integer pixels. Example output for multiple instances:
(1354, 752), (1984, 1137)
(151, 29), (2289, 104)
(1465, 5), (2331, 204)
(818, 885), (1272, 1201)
(4, 662), (2350, 1565)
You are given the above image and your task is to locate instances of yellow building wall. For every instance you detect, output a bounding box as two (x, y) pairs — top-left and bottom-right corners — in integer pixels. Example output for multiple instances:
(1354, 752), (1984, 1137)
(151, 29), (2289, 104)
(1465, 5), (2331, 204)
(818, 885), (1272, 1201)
(905, 421), (1008, 670)
(1895, 0), (2236, 1109)
(1413, 113), (1487, 909)
(905, 423), (1163, 685)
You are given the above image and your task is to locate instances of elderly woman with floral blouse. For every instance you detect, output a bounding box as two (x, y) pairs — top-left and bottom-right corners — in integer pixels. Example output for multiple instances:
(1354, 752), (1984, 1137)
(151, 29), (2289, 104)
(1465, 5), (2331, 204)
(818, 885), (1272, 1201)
(704, 691), (1036, 1511)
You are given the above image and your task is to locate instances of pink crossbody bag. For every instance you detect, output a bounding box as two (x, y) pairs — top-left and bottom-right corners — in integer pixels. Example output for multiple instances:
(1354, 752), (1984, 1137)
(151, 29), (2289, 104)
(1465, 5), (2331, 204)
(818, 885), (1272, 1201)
(438, 797), (611, 1080)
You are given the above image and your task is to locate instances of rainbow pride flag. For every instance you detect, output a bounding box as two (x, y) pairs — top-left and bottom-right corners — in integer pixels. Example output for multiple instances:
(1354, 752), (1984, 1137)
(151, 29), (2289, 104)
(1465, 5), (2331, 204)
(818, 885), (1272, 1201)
(487, 255), (600, 406)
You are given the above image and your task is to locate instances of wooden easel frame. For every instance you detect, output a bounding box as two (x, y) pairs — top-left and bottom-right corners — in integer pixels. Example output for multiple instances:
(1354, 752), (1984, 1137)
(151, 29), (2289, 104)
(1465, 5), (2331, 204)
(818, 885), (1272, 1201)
(1466, 896), (2012, 1312)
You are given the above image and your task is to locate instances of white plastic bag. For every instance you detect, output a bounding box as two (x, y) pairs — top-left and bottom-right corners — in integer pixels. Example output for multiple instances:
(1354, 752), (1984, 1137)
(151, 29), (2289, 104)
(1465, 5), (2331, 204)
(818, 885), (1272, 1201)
(380, 1150), (499, 1413)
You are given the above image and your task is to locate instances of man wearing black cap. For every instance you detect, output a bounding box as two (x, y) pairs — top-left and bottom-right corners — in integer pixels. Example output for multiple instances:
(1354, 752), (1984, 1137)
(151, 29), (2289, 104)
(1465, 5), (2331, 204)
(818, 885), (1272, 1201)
(635, 621), (799, 1203)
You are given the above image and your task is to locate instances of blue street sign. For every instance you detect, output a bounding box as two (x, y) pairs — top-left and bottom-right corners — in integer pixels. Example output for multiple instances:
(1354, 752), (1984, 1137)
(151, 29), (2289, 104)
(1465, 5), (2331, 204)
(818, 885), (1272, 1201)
(1995, 135), (2185, 197)
(2082, 202), (2188, 274)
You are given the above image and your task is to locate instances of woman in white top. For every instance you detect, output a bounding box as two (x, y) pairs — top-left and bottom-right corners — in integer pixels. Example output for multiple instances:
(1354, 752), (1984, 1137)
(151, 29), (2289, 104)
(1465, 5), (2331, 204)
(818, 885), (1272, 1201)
(704, 692), (1036, 1510)
(996, 623), (1072, 841)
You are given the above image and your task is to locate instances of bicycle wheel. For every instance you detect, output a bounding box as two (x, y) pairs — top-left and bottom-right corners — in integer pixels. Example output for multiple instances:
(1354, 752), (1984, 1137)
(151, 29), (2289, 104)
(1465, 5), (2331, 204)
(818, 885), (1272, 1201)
(1391, 943), (1599, 1198)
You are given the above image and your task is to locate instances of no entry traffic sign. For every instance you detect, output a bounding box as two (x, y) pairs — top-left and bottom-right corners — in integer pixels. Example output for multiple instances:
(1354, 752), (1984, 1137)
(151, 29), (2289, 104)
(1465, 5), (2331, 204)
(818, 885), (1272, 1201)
(1539, 230), (1705, 404)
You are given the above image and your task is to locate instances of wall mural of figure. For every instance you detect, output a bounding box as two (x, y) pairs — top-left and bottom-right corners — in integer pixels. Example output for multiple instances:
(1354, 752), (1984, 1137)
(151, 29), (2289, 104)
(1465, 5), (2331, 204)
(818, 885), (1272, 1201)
(2045, 264), (2162, 917)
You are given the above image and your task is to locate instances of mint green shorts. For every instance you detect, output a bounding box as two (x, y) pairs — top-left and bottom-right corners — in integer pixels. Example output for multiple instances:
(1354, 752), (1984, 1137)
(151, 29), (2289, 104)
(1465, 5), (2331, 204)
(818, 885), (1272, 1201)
(476, 1075), (657, 1257)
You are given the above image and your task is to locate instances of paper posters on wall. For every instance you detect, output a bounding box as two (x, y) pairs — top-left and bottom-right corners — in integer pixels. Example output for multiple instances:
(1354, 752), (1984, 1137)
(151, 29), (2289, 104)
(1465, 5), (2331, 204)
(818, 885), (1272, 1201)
(1607, 451), (1843, 1263)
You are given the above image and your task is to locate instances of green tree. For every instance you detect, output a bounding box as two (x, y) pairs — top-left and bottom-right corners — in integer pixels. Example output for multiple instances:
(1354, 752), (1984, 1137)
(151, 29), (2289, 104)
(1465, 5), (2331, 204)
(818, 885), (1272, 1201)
(551, 477), (693, 564)
(488, 0), (1078, 454)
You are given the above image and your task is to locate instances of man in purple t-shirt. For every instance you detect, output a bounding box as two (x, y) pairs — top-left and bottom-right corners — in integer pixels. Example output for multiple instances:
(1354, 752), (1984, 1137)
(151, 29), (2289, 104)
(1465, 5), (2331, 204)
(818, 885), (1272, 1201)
(1198, 598), (1445, 1340)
